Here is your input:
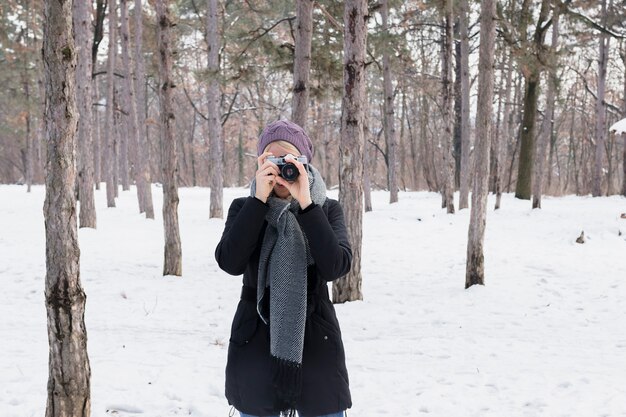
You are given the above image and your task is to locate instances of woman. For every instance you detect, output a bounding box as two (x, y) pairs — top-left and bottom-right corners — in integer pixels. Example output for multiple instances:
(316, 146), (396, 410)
(215, 120), (352, 417)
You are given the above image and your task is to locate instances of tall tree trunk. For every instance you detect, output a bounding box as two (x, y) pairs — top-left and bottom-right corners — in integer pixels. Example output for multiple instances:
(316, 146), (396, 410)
(622, 43), (626, 197)
(133, 0), (154, 218)
(334, 0), (367, 303)
(74, 0), (97, 228)
(120, 0), (141, 213)
(466, 0), (496, 289)
(495, 51), (513, 210)
(157, 0), (182, 276)
(207, 0), (223, 218)
(381, 0), (398, 203)
(514, 0), (551, 200)
(291, 0), (313, 128)
(104, 0), (117, 207)
(593, 0), (611, 197)
(458, 0), (471, 209)
(533, 7), (560, 208)
(441, 0), (455, 213)
(43, 0), (91, 415)
(93, 79), (102, 190)
(363, 89), (373, 212)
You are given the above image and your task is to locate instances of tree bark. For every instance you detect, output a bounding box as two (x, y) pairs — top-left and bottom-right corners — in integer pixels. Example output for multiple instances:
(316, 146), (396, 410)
(334, 0), (367, 303)
(157, 0), (182, 276)
(291, 0), (313, 128)
(381, 0), (398, 203)
(104, 0), (117, 207)
(514, 0), (551, 200)
(458, 0), (471, 210)
(441, 0), (455, 213)
(120, 0), (141, 212)
(533, 7), (561, 208)
(207, 0), (223, 218)
(466, 0), (496, 289)
(133, 0), (155, 218)
(593, 0), (611, 197)
(74, 0), (97, 228)
(43, 0), (91, 415)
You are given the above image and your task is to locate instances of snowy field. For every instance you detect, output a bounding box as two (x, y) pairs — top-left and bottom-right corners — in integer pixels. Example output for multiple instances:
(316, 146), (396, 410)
(1, 184), (626, 417)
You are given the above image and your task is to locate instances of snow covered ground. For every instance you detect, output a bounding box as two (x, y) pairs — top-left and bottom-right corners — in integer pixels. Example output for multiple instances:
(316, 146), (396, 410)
(1, 184), (625, 417)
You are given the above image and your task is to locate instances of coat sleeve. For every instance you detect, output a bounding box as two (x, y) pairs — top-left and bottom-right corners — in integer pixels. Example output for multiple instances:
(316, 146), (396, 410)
(215, 196), (269, 276)
(297, 199), (353, 281)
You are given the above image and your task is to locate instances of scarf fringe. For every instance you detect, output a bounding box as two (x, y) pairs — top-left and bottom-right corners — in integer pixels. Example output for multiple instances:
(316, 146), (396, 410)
(272, 356), (302, 416)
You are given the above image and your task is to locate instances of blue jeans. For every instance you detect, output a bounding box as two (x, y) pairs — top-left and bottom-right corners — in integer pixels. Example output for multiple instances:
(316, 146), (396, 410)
(240, 412), (344, 417)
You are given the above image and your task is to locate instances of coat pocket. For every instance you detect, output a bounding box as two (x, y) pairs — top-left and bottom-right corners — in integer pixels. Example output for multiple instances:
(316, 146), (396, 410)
(229, 302), (259, 346)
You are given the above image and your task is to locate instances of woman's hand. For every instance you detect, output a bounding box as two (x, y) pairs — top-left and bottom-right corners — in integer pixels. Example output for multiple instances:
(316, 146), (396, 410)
(274, 155), (312, 209)
(254, 152), (279, 203)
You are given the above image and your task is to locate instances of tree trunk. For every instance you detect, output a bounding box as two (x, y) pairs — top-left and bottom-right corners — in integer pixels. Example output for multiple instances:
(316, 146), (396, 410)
(532, 7), (560, 208)
(495, 51), (513, 210)
(119, 0), (140, 213)
(133, 0), (154, 217)
(104, 0), (117, 207)
(622, 43), (626, 197)
(466, 0), (496, 289)
(334, 0), (367, 303)
(93, 78), (102, 190)
(207, 0), (223, 218)
(441, 0), (455, 213)
(291, 0), (313, 128)
(363, 89), (373, 212)
(381, 0), (398, 203)
(514, 0), (551, 200)
(43, 0), (91, 415)
(74, 0), (97, 228)
(593, 0), (610, 197)
(157, 0), (182, 276)
(458, 0), (471, 209)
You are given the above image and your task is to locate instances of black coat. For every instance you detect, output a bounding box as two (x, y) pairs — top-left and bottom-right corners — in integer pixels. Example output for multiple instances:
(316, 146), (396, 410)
(215, 196), (353, 416)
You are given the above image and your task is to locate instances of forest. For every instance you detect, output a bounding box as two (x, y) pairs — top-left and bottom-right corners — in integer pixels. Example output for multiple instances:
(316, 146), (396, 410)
(1, 0), (625, 201)
(2, 1), (626, 416)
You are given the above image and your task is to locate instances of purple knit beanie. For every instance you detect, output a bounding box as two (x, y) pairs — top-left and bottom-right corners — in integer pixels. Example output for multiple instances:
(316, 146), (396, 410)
(257, 120), (314, 162)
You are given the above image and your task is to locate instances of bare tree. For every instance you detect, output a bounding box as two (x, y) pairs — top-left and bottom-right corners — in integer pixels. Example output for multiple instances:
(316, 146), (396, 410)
(458, 0), (471, 210)
(334, 0), (367, 303)
(381, 0), (398, 203)
(157, 0), (182, 276)
(120, 0), (144, 211)
(104, 0), (117, 207)
(441, 0), (455, 213)
(505, 0), (552, 200)
(207, 0), (223, 218)
(466, 0), (496, 288)
(43, 0), (91, 415)
(132, 0), (154, 218)
(291, 0), (313, 128)
(593, 0), (611, 197)
(74, 0), (97, 228)
(533, 5), (561, 209)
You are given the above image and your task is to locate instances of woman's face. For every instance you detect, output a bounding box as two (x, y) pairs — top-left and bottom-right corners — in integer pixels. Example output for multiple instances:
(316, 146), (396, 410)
(265, 142), (301, 199)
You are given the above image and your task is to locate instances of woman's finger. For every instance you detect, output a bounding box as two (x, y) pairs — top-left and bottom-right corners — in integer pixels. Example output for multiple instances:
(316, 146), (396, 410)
(257, 151), (273, 169)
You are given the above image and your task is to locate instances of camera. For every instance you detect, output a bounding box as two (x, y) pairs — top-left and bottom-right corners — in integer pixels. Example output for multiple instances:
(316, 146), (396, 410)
(267, 155), (308, 182)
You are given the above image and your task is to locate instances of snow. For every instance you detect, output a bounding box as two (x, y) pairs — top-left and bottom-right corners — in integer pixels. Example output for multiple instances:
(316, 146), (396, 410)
(609, 118), (626, 135)
(1, 184), (626, 417)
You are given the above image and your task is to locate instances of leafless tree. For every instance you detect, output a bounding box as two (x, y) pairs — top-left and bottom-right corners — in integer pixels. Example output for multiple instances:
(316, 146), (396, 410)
(207, 0), (223, 218)
(43, 0), (91, 415)
(334, 0), (367, 303)
(291, 0), (313, 128)
(157, 0), (182, 276)
(104, 0), (117, 207)
(466, 0), (496, 289)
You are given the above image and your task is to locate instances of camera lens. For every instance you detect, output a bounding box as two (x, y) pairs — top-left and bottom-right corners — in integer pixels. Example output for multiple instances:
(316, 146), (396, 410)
(281, 163), (299, 182)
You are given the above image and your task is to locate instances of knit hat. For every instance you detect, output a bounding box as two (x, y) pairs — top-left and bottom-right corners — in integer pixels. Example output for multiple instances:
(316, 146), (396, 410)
(257, 120), (314, 162)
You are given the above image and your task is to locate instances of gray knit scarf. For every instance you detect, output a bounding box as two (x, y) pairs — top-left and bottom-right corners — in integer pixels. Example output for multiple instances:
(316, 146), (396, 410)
(249, 164), (327, 414)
